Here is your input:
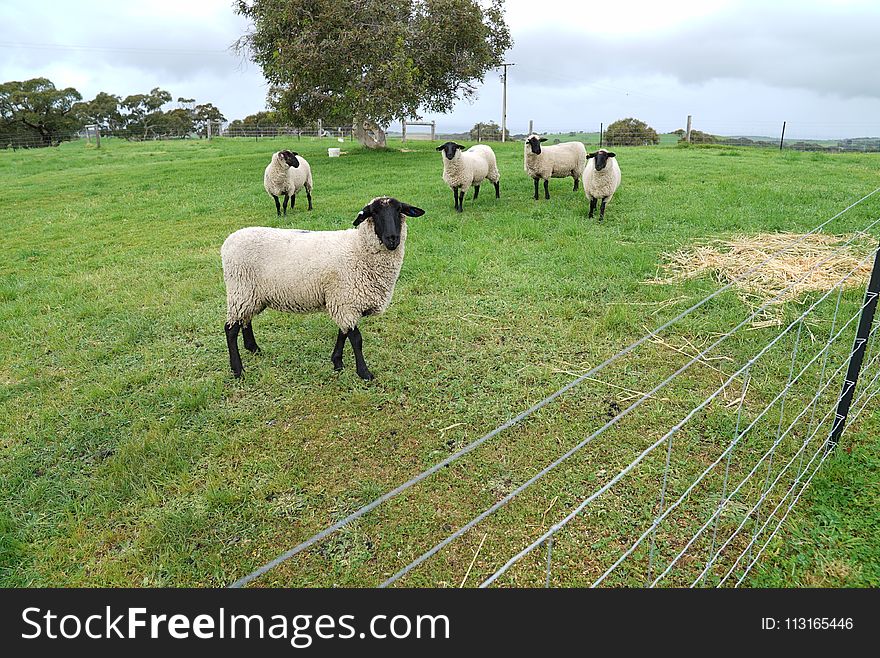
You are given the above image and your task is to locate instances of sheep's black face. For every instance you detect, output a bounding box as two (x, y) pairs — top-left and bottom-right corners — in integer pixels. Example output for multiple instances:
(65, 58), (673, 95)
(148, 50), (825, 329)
(588, 150), (616, 171)
(353, 197), (425, 251)
(436, 141), (464, 160)
(280, 150), (300, 168)
(526, 135), (547, 155)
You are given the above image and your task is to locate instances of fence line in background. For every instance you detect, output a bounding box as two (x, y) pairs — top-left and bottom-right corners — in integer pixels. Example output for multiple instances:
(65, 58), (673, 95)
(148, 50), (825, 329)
(5, 122), (880, 151)
(230, 188), (880, 588)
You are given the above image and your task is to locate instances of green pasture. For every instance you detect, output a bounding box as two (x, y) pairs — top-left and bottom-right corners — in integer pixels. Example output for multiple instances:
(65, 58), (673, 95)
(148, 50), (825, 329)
(1, 137), (877, 587)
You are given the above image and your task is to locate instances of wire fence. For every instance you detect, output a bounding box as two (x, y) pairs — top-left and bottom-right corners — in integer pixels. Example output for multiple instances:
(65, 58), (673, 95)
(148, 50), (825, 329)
(4, 121), (880, 151)
(228, 188), (880, 588)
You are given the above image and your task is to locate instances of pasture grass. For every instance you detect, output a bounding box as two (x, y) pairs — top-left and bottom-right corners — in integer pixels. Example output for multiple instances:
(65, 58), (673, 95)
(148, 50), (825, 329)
(1, 136), (879, 587)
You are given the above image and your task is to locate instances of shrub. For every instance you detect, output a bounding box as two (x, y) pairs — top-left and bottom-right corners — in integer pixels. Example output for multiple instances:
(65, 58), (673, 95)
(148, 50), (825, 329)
(603, 117), (659, 146)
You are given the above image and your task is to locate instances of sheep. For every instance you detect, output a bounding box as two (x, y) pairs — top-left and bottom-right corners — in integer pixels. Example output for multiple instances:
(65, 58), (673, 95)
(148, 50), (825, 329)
(286, 152), (314, 211)
(436, 141), (500, 212)
(263, 150), (297, 216)
(221, 196), (425, 381)
(583, 149), (621, 220)
(523, 133), (587, 200)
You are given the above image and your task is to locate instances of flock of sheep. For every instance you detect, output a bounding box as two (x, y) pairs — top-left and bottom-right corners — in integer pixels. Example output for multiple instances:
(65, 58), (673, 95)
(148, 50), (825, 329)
(221, 134), (621, 380)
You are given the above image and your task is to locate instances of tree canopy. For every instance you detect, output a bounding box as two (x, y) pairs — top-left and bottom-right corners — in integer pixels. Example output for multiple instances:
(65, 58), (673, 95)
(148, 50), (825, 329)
(603, 118), (659, 146)
(1, 77), (229, 148)
(235, 0), (512, 147)
(0, 78), (82, 147)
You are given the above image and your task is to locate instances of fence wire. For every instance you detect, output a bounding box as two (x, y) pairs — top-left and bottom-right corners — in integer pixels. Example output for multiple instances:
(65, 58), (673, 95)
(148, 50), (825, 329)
(229, 189), (880, 589)
(4, 123), (880, 151)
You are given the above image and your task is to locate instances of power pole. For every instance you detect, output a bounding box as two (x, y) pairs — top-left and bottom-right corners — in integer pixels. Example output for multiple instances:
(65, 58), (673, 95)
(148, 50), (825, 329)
(500, 62), (514, 143)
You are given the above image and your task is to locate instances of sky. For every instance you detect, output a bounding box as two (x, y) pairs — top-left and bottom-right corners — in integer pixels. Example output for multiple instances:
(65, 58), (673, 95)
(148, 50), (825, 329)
(2, 0), (880, 139)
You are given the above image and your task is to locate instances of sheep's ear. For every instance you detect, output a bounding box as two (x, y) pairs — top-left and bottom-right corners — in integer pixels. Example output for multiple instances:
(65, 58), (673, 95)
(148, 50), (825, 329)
(454, 143), (464, 150)
(353, 204), (372, 226)
(290, 154), (300, 168)
(539, 137), (547, 142)
(606, 152), (616, 158)
(435, 145), (444, 151)
(399, 203), (425, 218)
(587, 152), (596, 158)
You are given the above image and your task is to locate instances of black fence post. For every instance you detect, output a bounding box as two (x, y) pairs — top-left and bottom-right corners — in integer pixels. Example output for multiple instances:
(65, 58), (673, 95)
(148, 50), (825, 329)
(829, 240), (880, 449)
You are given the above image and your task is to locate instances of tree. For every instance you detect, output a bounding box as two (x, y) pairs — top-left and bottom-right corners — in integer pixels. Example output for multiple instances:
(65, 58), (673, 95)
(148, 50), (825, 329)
(677, 128), (716, 144)
(234, 0), (512, 148)
(226, 111), (280, 136)
(119, 87), (172, 139)
(603, 117), (659, 146)
(73, 91), (122, 134)
(0, 78), (83, 147)
(469, 120), (507, 141)
(154, 108), (194, 136)
(192, 103), (226, 137)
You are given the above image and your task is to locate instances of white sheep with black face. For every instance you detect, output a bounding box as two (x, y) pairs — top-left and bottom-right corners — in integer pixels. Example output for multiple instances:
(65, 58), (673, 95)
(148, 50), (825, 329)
(523, 133), (587, 200)
(221, 196), (425, 380)
(436, 141), (500, 212)
(263, 150), (313, 215)
(583, 149), (621, 221)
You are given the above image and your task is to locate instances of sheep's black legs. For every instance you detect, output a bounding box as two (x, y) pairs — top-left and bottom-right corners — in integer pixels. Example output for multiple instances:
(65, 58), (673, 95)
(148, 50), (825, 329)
(573, 177), (579, 191)
(452, 187), (459, 209)
(543, 179), (550, 200)
(533, 178), (539, 200)
(306, 189), (313, 211)
(348, 326), (373, 380)
(589, 197), (597, 218)
(599, 197), (607, 221)
(225, 322), (243, 378)
(242, 323), (260, 353)
(331, 329), (346, 371)
(473, 185), (480, 201)
(272, 195), (281, 216)
(493, 180), (500, 198)
(456, 190), (464, 213)
(290, 194), (296, 209)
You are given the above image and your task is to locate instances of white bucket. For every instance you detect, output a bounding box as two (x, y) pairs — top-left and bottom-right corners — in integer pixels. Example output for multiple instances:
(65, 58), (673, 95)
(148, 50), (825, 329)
(328, 147), (341, 157)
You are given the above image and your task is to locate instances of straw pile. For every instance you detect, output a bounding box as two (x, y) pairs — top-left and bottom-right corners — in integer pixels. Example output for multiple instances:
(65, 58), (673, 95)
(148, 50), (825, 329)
(652, 232), (875, 323)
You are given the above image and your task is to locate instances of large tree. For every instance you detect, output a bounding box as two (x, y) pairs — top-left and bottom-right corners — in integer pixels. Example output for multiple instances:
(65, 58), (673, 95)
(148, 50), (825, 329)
(0, 78), (83, 147)
(119, 87), (172, 139)
(234, 0), (512, 148)
(73, 91), (122, 134)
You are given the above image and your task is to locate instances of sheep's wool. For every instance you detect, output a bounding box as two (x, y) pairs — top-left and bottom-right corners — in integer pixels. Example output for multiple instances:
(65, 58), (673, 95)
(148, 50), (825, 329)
(523, 139), (587, 181)
(222, 219), (407, 332)
(440, 144), (500, 192)
(584, 152), (621, 201)
(263, 151), (291, 197)
(286, 155), (313, 195)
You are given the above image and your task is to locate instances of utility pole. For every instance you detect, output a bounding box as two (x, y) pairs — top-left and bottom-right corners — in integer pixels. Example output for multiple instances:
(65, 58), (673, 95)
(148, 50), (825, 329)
(500, 62), (514, 143)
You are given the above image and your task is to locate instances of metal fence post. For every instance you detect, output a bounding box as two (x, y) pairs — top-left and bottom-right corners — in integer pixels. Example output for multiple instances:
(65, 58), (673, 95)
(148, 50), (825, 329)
(829, 240), (880, 448)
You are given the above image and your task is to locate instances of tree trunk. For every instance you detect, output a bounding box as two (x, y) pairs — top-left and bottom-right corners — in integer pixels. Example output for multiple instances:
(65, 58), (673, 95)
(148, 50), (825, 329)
(354, 119), (386, 149)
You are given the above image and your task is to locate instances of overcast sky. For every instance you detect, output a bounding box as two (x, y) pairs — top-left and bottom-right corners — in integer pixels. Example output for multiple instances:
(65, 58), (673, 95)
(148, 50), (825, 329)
(3, 0), (879, 139)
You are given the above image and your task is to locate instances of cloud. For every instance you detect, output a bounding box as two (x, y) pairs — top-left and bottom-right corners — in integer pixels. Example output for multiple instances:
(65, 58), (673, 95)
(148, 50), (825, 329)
(509, 3), (880, 101)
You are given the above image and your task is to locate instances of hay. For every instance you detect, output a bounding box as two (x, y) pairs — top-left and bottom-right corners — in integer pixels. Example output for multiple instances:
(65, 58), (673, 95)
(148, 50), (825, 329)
(651, 232), (874, 322)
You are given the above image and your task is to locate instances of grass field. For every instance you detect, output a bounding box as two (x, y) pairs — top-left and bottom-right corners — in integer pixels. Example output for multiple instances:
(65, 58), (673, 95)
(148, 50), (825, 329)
(1, 136), (878, 587)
